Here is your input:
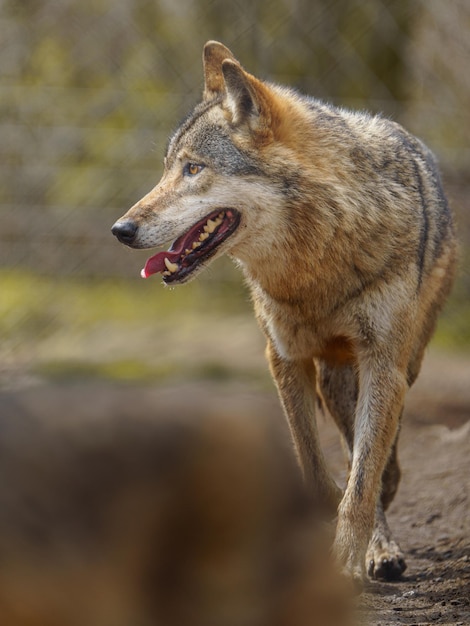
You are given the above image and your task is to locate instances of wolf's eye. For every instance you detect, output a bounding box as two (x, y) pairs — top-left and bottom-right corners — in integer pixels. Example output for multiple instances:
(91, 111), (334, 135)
(184, 162), (204, 177)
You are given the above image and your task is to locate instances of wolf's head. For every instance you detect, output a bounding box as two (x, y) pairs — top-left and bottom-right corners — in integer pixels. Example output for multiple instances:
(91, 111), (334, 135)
(112, 41), (303, 285)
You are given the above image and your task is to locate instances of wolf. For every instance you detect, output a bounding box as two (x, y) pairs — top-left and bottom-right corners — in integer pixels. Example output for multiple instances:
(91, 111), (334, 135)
(112, 41), (457, 583)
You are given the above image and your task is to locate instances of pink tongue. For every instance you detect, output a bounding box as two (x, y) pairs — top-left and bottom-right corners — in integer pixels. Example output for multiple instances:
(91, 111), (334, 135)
(141, 250), (180, 278)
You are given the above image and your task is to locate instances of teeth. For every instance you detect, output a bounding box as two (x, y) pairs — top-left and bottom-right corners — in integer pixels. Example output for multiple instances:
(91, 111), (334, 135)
(205, 218), (217, 233)
(205, 215), (223, 233)
(202, 213), (225, 234)
(174, 214), (226, 265)
(164, 257), (179, 273)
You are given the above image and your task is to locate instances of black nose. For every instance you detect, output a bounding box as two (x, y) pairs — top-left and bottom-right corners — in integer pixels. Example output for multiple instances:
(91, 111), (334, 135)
(111, 220), (138, 244)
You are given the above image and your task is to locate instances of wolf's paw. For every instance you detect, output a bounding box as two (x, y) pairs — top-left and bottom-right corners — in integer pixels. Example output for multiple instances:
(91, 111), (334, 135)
(366, 543), (407, 581)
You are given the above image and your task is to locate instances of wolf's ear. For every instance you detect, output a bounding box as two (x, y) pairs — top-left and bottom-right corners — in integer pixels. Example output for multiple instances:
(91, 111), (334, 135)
(221, 60), (266, 128)
(203, 42), (272, 135)
(203, 41), (239, 100)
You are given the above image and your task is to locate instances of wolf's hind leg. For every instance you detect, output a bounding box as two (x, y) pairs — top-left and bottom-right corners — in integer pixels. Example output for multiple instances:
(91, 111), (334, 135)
(317, 362), (406, 581)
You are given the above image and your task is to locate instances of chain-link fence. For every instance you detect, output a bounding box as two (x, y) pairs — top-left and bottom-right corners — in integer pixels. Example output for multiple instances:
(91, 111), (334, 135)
(1, 0), (469, 385)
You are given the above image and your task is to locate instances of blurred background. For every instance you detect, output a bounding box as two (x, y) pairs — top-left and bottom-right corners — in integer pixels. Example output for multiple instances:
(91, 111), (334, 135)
(1, 0), (469, 391)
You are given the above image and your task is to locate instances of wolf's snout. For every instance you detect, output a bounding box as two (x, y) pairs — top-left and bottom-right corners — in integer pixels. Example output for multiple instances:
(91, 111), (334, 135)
(111, 219), (138, 245)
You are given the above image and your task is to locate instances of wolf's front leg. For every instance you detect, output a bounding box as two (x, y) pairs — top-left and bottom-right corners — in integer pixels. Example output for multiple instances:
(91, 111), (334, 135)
(366, 438), (407, 580)
(266, 342), (342, 515)
(333, 359), (407, 582)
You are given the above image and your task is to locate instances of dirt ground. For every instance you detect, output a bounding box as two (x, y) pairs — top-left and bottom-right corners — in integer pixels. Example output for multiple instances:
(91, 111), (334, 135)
(0, 350), (469, 625)
(358, 352), (470, 626)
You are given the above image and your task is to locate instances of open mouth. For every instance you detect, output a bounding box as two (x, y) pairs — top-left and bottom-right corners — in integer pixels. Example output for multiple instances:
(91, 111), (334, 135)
(141, 209), (241, 283)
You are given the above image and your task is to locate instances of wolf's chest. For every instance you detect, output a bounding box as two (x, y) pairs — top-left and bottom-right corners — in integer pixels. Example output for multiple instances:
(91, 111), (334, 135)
(253, 287), (355, 366)
(264, 317), (355, 366)
(265, 317), (304, 360)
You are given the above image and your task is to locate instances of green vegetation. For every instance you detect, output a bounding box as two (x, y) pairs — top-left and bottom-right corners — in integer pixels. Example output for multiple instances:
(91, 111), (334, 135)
(1, 265), (468, 388)
(0, 267), (269, 385)
(0, 265), (250, 335)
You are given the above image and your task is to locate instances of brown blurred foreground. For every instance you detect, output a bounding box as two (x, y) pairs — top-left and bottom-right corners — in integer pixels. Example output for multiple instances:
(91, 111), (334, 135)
(0, 392), (354, 626)
(0, 348), (469, 624)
